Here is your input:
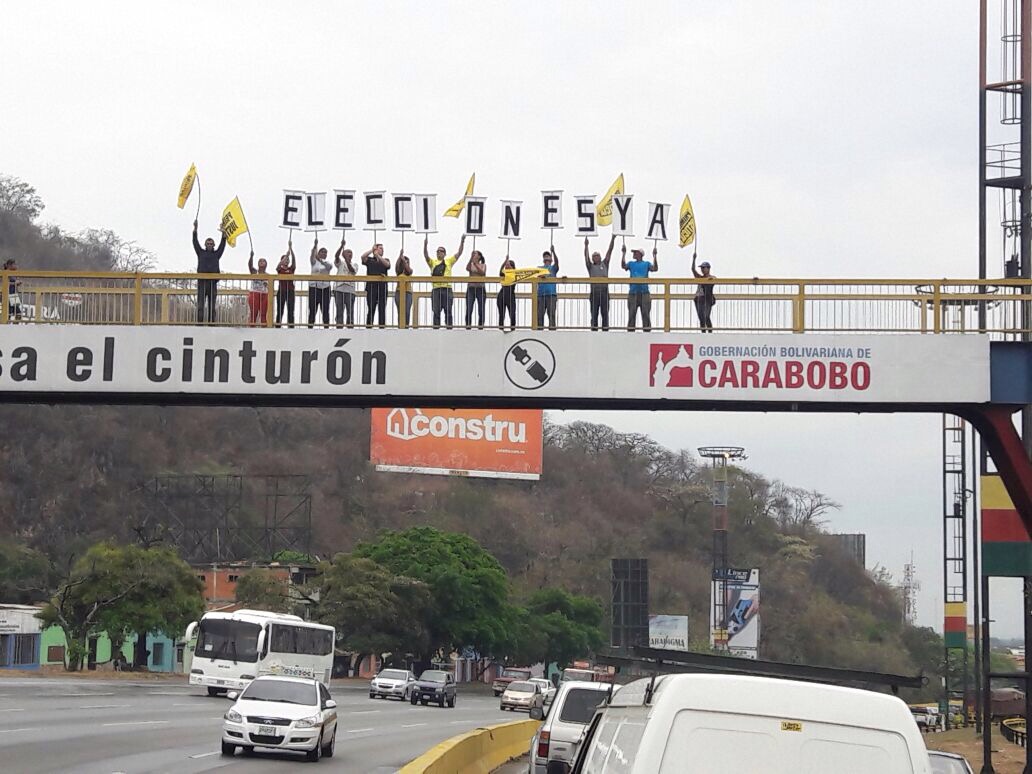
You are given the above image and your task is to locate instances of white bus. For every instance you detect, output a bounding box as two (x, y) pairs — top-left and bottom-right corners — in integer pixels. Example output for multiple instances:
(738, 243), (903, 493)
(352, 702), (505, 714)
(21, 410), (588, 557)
(185, 609), (335, 695)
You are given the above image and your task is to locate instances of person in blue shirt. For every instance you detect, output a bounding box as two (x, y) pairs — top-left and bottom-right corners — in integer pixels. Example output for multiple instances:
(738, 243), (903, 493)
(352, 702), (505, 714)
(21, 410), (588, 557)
(621, 244), (659, 332)
(535, 246), (560, 330)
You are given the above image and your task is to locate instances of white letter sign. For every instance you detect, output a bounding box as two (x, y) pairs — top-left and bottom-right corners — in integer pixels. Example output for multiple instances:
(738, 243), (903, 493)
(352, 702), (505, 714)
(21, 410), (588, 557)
(392, 193), (414, 232)
(414, 194), (437, 233)
(364, 191), (386, 231)
(646, 201), (670, 241)
(612, 194), (634, 237)
(304, 191), (326, 232)
(575, 195), (597, 236)
(541, 190), (563, 230)
(500, 201), (522, 239)
(281, 189), (303, 230)
(464, 196), (487, 236)
(332, 189), (355, 230)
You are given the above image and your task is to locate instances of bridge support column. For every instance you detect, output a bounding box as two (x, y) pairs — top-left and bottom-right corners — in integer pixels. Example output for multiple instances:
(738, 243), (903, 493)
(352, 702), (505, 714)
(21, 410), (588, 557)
(966, 406), (1032, 533)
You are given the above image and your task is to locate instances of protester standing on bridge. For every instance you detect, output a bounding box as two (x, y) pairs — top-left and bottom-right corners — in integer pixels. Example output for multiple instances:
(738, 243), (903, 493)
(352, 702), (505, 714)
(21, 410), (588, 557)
(332, 237), (357, 328)
(307, 236), (332, 328)
(3, 259), (22, 321)
(246, 251), (270, 326)
(424, 234), (464, 329)
(362, 243), (391, 328)
(395, 249), (414, 327)
(536, 246), (560, 330)
(622, 244), (658, 332)
(692, 252), (716, 333)
(497, 254), (517, 331)
(465, 249), (487, 329)
(275, 241), (296, 327)
(584, 235), (615, 331)
(192, 219), (226, 324)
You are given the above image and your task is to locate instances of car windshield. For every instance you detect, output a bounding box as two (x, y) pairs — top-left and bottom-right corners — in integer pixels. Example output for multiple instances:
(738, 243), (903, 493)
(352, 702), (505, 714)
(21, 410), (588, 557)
(559, 688), (606, 724)
(507, 681), (535, 692)
(503, 669), (531, 679)
(241, 679), (316, 706)
(929, 754), (972, 774)
(420, 670), (448, 682)
(195, 618), (260, 663)
(379, 670), (408, 680)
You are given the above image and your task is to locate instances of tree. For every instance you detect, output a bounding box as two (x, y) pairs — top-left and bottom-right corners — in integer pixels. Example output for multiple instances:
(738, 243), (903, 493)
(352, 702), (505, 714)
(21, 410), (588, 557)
(353, 527), (512, 658)
(0, 540), (51, 603)
(524, 587), (605, 669)
(235, 569), (291, 613)
(39, 543), (203, 671)
(0, 175), (44, 221)
(314, 555), (431, 659)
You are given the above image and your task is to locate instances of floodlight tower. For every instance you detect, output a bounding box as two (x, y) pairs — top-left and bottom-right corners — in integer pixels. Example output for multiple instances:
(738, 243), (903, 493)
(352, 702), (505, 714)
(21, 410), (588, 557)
(698, 446), (747, 651)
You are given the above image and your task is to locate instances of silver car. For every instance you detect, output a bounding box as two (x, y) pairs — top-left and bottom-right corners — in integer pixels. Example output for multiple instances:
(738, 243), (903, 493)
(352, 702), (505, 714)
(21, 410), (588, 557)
(369, 668), (417, 700)
(929, 751), (974, 774)
(528, 681), (615, 774)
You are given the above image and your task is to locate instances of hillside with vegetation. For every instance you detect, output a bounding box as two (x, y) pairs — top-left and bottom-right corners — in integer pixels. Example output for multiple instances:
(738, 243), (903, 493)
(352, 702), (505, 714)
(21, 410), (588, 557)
(0, 174), (957, 696)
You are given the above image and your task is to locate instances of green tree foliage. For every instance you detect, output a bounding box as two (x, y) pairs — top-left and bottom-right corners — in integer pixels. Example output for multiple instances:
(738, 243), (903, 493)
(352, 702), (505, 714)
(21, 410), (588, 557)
(314, 555), (431, 657)
(524, 587), (605, 668)
(39, 543), (203, 671)
(0, 540), (50, 603)
(235, 569), (291, 613)
(353, 527), (513, 658)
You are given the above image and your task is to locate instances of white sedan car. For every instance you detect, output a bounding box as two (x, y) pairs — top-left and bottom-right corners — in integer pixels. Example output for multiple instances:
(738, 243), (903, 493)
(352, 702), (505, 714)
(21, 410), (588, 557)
(222, 675), (338, 762)
(369, 668), (417, 700)
(529, 677), (557, 703)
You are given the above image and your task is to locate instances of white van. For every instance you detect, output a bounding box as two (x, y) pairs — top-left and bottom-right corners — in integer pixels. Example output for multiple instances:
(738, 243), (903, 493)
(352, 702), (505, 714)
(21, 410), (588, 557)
(570, 673), (931, 774)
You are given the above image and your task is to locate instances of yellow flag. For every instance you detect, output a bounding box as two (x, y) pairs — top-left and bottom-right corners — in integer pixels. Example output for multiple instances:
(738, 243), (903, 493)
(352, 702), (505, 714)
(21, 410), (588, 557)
(220, 197), (249, 248)
(177, 163), (197, 209)
(596, 173), (624, 226)
(679, 194), (696, 247)
(501, 267), (550, 287)
(443, 173), (475, 218)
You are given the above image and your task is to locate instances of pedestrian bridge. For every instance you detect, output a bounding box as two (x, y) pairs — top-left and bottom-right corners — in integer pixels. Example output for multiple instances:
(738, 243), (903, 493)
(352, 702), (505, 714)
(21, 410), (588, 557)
(2, 269), (1031, 527)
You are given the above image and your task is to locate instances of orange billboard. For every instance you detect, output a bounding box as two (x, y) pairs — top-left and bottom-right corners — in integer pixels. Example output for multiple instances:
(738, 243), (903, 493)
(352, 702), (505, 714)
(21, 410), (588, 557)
(370, 408), (543, 480)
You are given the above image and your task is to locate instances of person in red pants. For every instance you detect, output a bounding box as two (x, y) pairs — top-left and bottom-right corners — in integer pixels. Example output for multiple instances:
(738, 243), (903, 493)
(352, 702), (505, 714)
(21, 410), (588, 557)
(247, 251), (270, 326)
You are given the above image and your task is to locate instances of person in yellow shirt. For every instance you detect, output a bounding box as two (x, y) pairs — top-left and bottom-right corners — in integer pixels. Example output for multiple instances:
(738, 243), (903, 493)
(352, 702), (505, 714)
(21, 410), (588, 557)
(423, 234), (465, 329)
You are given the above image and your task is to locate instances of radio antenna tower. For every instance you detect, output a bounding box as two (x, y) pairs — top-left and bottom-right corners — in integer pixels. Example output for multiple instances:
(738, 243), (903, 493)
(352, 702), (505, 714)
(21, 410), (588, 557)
(901, 553), (920, 626)
(698, 446), (747, 651)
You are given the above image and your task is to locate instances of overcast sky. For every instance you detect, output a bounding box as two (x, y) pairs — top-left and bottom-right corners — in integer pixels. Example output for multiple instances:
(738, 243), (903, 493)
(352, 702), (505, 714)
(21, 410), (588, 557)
(1, 1), (1024, 636)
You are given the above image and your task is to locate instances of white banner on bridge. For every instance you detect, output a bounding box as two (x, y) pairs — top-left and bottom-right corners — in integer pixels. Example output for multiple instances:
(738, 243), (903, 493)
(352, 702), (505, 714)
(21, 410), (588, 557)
(0, 329), (990, 405)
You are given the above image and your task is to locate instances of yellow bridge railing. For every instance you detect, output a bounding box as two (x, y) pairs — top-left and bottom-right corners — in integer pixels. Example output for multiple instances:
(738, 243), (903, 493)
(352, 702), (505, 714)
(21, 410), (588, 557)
(1, 270), (1030, 335)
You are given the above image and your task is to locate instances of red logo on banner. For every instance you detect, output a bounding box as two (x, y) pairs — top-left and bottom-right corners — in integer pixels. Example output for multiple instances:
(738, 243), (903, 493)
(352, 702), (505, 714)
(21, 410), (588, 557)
(650, 344), (694, 387)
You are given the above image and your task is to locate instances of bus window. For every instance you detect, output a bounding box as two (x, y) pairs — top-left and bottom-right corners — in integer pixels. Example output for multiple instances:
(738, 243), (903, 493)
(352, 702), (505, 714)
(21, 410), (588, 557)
(196, 619), (260, 662)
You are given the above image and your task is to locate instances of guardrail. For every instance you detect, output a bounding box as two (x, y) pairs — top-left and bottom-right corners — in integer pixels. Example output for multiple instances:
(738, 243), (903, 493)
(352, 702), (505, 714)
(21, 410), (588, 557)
(1002, 716), (1027, 747)
(398, 718), (539, 774)
(2, 271), (1031, 336)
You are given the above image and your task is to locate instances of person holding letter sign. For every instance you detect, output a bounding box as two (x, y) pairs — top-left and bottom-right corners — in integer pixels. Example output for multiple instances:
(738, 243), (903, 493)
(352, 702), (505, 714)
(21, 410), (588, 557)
(465, 249), (487, 329)
(535, 246), (560, 330)
(395, 250), (414, 327)
(584, 235), (615, 331)
(192, 219), (226, 324)
(621, 244), (658, 332)
(308, 237), (333, 328)
(246, 251), (270, 326)
(333, 238), (357, 328)
(424, 234), (464, 329)
(497, 254), (517, 331)
(361, 243), (391, 328)
(275, 242), (296, 327)
(692, 252), (716, 333)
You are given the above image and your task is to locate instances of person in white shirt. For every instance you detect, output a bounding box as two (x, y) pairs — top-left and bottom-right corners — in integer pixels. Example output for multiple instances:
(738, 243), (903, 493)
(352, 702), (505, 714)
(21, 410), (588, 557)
(333, 237), (357, 328)
(308, 236), (333, 328)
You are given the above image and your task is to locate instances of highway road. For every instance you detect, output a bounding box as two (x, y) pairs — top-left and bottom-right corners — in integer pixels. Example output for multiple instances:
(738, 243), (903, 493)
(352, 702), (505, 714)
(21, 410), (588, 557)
(0, 677), (514, 773)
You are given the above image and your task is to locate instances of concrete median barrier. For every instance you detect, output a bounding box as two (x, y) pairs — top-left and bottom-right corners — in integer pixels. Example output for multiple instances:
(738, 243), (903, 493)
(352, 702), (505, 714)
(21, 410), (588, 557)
(399, 718), (540, 774)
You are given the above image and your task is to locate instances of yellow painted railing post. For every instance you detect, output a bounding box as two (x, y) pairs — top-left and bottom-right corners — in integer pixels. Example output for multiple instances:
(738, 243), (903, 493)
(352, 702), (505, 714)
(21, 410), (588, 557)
(160, 291), (169, 324)
(1, 271), (8, 324)
(398, 276), (407, 328)
(531, 281), (539, 330)
(663, 280), (672, 332)
(932, 282), (942, 333)
(266, 277), (275, 328)
(133, 274), (143, 325)
(793, 283), (806, 333)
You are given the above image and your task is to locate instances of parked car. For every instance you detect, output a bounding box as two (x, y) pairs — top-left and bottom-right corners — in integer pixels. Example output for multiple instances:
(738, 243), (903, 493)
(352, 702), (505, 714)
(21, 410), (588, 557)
(410, 669), (457, 708)
(221, 675), (338, 762)
(501, 680), (542, 712)
(528, 680), (615, 774)
(568, 674), (932, 774)
(929, 751), (974, 774)
(912, 706), (942, 733)
(369, 668), (417, 701)
(492, 666), (533, 696)
(530, 677), (557, 703)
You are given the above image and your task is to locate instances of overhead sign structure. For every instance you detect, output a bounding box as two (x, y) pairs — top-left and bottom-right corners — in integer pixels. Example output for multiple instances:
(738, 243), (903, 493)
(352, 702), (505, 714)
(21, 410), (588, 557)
(710, 568), (759, 659)
(0, 329), (990, 407)
(649, 614), (689, 651)
(370, 407), (543, 480)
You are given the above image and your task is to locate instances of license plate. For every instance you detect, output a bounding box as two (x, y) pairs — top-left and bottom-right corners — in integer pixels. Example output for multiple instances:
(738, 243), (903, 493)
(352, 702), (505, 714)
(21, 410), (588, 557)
(215, 680), (225, 685)
(258, 725), (277, 735)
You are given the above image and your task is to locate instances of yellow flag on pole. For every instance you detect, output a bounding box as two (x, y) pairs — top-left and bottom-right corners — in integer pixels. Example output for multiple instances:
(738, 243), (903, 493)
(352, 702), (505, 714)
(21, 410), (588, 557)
(443, 173), (475, 218)
(177, 163), (197, 209)
(220, 197), (249, 248)
(596, 173), (624, 227)
(501, 267), (550, 287)
(679, 194), (696, 248)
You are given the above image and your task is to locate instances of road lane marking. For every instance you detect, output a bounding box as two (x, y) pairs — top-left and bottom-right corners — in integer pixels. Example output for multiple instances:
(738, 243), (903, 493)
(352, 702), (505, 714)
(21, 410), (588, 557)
(80, 704), (130, 709)
(102, 720), (170, 727)
(349, 710), (381, 714)
(148, 691), (192, 695)
(0, 708), (25, 712)
(0, 728), (38, 734)
(401, 723), (426, 728)
(59, 692), (116, 697)
(347, 728), (374, 733)
(190, 751), (221, 759)
(172, 703), (203, 706)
